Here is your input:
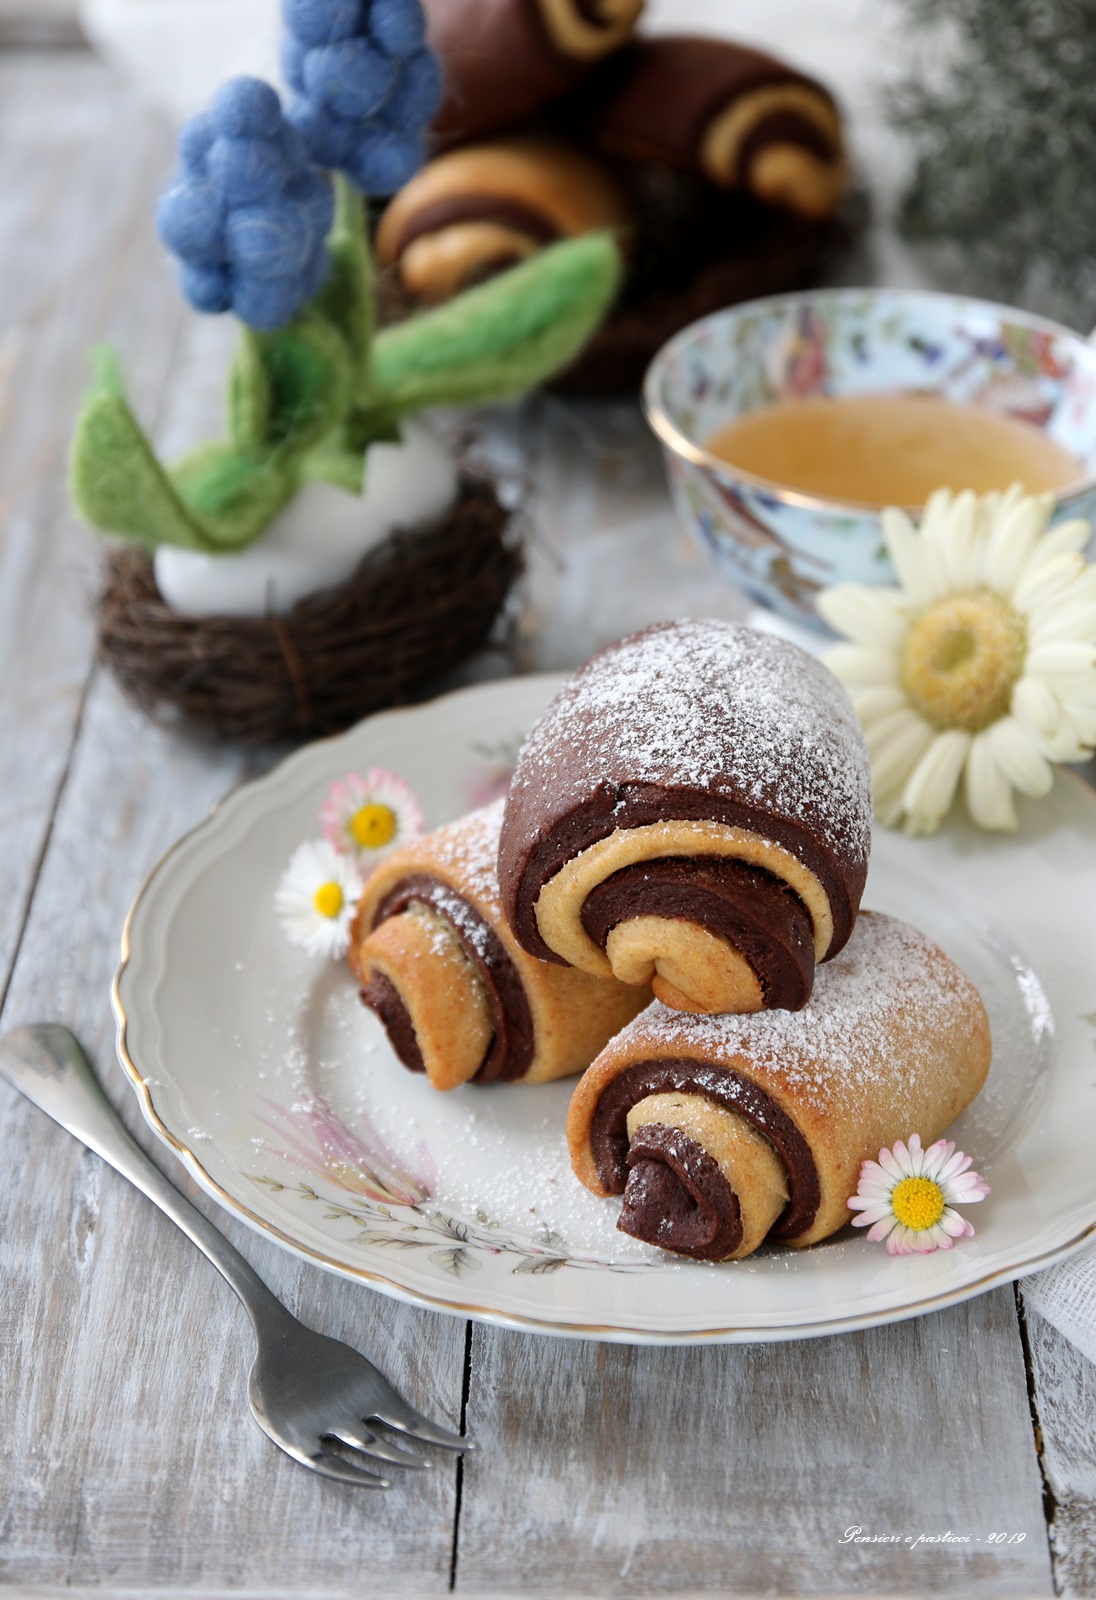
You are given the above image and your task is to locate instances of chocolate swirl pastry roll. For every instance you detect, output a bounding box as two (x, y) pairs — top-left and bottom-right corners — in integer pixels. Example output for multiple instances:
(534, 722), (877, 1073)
(349, 799), (648, 1091)
(567, 913), (992, 1260)
(426, 0), (645, 148)
(581, 36), (846, 219)
(497, 620), (871, 1016)
(376, 138), (630, 301)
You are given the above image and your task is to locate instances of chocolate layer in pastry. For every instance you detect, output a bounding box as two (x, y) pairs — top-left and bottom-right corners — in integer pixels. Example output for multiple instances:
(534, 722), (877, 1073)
(588, 1058), (819, 1240)
(620, 1120), (743, 1259)
(371, 874), (534, 1084)
(387, 195), (562, 260)
(358, 971), (427, 1075)
(568, 913), (992, 1259)
(579, 855), (815, 1010)
(579, 36), (840, 176)
(497, 622), (872, 971)
(426, 0), (643, 148)
(738, 113), (835, 177)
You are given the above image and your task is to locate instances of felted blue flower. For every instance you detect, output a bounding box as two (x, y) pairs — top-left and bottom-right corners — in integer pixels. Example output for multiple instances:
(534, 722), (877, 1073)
(282, 0), (442, 195)
(156, 77), (336, 330)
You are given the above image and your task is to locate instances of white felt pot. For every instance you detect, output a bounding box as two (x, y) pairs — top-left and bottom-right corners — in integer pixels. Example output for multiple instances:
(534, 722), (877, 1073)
(153, 419), (459, 619)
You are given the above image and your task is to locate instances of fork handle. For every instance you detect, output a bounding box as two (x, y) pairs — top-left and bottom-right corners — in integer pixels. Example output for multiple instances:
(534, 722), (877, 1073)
(0, 1024), (290, 1333)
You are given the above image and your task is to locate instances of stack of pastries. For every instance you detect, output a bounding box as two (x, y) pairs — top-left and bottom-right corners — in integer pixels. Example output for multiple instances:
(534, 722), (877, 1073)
(348, 620), (991, 1262)
(375, 0), (856, 390)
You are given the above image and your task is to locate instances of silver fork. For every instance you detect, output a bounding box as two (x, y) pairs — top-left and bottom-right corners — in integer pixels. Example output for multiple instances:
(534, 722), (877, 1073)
(0, 1023), (470, 1488)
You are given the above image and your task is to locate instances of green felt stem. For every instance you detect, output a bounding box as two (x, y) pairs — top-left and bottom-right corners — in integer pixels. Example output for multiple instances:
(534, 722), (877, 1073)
(316, 173), (372, 391)
(227, 328), (271, 452)
(367, 232), (622, 418)
(251, 312), (352, 452)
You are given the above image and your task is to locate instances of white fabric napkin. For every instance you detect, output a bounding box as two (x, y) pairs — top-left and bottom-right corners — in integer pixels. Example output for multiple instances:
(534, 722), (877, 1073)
(1021, 1252), (1096, 1366)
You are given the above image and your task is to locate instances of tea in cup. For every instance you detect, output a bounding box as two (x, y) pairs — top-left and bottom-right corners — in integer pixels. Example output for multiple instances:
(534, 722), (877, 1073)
(643, 288), (1096, 626)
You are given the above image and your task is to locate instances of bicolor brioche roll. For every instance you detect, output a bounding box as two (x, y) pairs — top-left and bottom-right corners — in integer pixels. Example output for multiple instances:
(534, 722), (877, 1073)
(582, 36), (846, 218)
(567, 913), (992, 1260)
(426, 0), (644, 148)
(375, 138), (630, 301)
(349, 799), (648, 1090)
(497, 620), (872, 1016)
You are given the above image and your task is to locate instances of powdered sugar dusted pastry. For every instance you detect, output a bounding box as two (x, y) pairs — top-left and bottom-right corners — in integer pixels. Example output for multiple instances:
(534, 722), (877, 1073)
(566, 912), (992, 1260)
(497, 620), (872, 1016)
(349, 799), (648, 1090)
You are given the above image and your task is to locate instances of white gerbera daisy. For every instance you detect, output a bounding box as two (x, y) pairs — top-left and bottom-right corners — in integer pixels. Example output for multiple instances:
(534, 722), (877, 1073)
(275, 840), (364, 959)
(848, 1134), (990, 1256)
(319, 768), (423, 863)
(818, 485), (1096, 834)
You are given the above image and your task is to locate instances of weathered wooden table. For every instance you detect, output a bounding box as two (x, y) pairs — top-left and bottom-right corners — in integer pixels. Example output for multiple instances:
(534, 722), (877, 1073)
(2, 46), (1094, 1600)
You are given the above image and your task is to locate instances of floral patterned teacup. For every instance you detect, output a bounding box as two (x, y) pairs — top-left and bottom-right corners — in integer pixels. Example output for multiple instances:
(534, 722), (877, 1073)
(642, 288), (1096, 628)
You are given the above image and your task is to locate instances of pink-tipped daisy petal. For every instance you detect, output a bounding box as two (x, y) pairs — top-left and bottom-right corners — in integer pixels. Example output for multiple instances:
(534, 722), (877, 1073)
(320, 768), (424, 867)
(848, 1134), (989, 1256)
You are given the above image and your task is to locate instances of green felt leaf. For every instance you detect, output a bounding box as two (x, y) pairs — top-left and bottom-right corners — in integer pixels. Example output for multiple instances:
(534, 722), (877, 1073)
(251, 312), (352, 453)
(170, 443), (295, 550)
(299, 407), (400, 494)
(298, 430), (367, 495)
(227, 327), (271, 452)
(368, 232), (622, 416)
(70, 360), (215, 551)
(314, 173), (372, 383)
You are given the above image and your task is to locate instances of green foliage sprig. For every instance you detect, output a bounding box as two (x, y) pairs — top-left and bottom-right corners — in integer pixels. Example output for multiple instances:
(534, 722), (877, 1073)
(891, 0), (1096, 320)
(71, 175), (621, 553)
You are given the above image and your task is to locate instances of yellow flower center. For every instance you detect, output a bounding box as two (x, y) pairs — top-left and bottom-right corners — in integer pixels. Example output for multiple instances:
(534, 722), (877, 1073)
(350, 802), (397, 850)
(890, 1176), (946, 1232)
(900, 590), (1026, 733)
(313, 881), (344, 919)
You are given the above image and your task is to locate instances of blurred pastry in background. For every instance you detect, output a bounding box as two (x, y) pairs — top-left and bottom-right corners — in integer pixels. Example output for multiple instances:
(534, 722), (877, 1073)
(577, 36), (846, 219)
(425, 0), (645, 147)
(378, 9), (860, 391)
(376, 136), (631, 300)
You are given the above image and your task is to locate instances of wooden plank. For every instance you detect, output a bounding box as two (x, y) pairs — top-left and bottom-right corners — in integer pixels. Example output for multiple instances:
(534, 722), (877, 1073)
(0, 56), (183, 1004)
(506, 396), (753, 675)
(1024, 1304), (1096, 1596)
(0, 56), (465, 1589)
(0, 0), (84, 48)
(455, 1289), (1052, 1596)
(0, 669), (466, 1593)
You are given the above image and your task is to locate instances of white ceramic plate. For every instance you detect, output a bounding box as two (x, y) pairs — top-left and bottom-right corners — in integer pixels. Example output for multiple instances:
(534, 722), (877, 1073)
(113, 675), (1096, 1343)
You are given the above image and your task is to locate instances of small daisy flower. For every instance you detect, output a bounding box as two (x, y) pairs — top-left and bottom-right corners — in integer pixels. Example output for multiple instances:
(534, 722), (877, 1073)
(818, 484), (1096, 834)
(275, 839), (363, 959)
(320, 768), (423, 864)
(848, 1133), (990, 1256)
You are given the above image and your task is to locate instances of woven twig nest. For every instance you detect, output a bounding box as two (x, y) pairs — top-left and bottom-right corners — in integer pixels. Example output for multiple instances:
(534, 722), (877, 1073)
(97, 476), (519, 745)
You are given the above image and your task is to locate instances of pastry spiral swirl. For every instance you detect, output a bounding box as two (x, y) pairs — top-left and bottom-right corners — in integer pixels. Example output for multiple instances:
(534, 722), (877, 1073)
(497, 620), (872, 1015)
(583, 36), (846, 218)
(426, 0), (645, 148)
(350, 800), (647, 1090)
(376, 138), (630, 301)
(566, 913), (992, 1259)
